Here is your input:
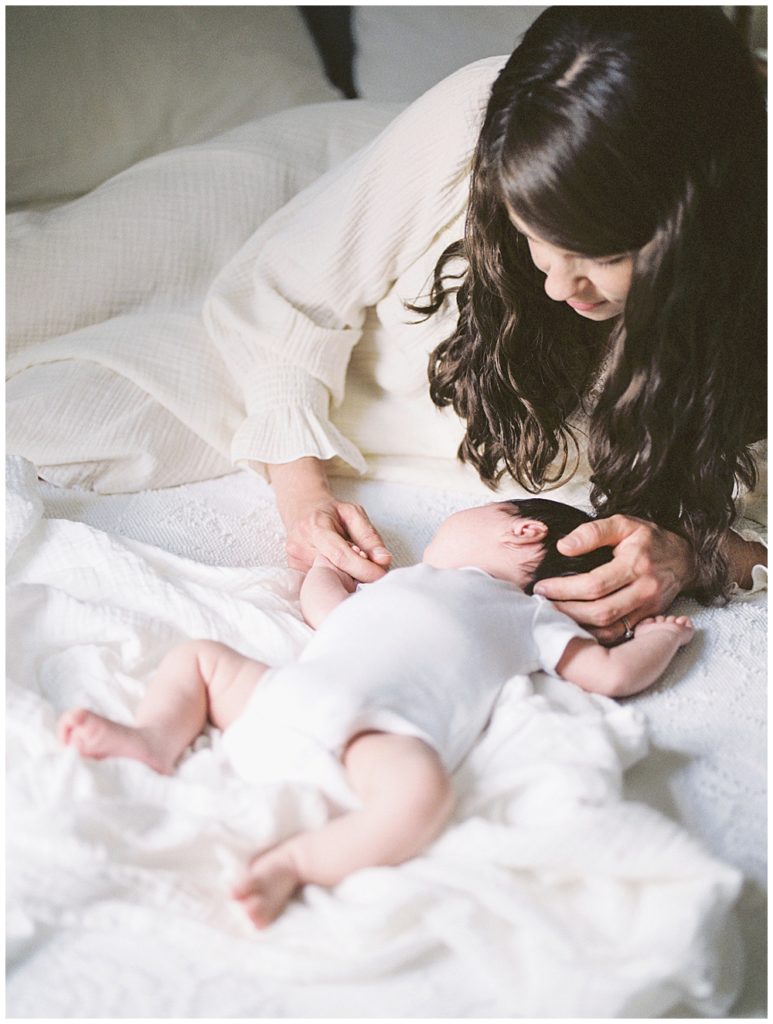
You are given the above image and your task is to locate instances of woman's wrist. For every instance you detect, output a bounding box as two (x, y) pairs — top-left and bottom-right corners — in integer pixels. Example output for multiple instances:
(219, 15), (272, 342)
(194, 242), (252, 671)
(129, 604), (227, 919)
(721, 530), (767, 590)
(675, 532), (699, 594)
(265, 457), (333, 527)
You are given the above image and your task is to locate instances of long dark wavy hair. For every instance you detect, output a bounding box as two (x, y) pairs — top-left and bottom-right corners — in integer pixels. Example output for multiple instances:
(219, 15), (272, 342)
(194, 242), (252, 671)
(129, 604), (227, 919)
(414, 7), (766, 602)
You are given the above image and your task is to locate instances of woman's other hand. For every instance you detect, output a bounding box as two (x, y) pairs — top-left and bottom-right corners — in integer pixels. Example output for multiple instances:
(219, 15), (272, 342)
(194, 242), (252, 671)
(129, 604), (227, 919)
(267, 458), (392, 583)
(533, 514), (695, 644)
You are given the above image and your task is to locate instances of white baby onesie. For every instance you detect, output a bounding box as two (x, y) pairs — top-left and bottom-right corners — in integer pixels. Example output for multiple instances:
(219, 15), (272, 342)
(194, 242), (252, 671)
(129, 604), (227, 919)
(223, 564), (590, 802)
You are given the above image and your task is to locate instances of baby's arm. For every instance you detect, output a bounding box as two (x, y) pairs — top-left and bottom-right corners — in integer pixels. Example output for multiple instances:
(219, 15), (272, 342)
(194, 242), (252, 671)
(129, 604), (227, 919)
(300, 552), (359, 628)
(556, 615), (694, 698)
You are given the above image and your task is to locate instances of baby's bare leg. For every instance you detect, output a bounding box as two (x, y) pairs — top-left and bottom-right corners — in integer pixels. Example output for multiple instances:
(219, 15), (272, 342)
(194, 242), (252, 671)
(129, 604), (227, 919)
(57, 640), (268, 774)
(232, 732), (454, 928)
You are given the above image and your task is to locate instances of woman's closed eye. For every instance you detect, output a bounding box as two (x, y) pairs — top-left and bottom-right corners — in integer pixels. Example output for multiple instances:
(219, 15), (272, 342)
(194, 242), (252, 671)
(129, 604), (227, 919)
(519, 229), (627, 267)
(590, 254), (628, 266)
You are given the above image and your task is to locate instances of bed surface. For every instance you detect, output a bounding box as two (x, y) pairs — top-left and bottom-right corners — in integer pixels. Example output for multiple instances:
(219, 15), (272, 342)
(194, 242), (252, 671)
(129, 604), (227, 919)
(7, 460), (766, 1017)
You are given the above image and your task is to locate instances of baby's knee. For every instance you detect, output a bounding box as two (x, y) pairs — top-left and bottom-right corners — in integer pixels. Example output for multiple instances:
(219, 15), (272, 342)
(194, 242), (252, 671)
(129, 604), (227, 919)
(163, 637), (216, 661)
(382, 744), (454, 856)
(158, 640), (251, 704)
(405, 742), (452, 801)
(164, 638), (233, 675)
(347, 733), (455, 834)
(190, 639), (235, 672)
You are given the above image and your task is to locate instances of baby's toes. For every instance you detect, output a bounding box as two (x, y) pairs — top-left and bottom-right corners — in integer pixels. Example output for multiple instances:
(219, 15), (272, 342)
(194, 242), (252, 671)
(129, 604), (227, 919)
(57, 708), (89, 745)
(676, 616), (695, 638)
(62, 710), (111, 757)
(231, 879), (282, 929)
(239, 892), (275, 930)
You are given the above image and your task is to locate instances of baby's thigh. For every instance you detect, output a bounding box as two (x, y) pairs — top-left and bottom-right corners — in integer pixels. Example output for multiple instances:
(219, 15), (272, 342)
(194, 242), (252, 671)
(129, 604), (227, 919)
(193, 639), (270, 731)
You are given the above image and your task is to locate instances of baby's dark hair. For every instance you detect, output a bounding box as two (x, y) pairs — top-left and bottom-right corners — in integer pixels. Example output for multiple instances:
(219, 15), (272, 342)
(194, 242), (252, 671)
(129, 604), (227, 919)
(501, 498), (614, 594)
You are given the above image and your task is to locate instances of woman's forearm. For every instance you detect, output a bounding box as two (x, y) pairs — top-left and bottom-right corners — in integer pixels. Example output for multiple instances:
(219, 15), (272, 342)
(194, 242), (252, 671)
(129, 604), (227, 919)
(722, 530), (767, 589)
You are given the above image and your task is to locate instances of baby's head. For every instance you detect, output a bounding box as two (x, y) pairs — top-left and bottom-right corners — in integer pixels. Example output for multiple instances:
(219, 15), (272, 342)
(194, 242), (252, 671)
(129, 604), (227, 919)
(422, 498), (614, 590)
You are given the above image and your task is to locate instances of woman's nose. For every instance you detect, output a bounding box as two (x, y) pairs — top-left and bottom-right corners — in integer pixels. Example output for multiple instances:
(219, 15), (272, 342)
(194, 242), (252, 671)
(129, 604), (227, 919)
(543, 258), (586, 302)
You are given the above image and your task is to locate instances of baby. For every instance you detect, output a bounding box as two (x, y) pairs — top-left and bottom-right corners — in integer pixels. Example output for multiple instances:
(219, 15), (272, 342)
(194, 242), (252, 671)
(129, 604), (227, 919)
(58, 498), (693, 928)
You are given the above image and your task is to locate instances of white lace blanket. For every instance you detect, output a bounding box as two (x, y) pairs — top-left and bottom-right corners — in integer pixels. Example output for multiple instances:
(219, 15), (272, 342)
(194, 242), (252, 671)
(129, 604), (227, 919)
(7, 455), (750, 1017)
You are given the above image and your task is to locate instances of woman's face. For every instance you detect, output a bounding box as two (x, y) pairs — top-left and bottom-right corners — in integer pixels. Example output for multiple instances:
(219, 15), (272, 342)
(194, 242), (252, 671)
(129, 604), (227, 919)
(509, 212), (634, 321)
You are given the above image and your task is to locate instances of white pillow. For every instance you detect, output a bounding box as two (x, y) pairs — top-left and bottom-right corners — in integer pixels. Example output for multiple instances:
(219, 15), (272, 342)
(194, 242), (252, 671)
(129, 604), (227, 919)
(352, 5), (545, 102)
(6, 6), (342, 207)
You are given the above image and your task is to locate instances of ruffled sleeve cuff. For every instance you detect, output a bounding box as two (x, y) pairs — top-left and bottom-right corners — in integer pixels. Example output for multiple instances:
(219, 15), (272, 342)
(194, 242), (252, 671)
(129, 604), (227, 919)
(231, 368), (367, 478)
(747, 563), (767, 594)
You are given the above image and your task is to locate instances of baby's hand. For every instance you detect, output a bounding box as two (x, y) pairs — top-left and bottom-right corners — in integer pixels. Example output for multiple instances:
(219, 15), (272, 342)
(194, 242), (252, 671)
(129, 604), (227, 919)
(635, 614), (694, 647)
(311, 552), (338, 570)
(310, 551), (358, 593)
(312, 543), (368, 569)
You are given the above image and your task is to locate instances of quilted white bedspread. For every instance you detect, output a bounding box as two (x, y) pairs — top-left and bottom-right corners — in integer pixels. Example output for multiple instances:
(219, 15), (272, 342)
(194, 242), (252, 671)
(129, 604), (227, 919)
(7, 454), (758, 1017)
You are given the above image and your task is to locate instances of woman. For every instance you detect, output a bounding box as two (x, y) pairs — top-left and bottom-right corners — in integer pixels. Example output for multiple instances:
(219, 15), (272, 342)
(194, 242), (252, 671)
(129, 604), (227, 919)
(204, 6), (766, 644)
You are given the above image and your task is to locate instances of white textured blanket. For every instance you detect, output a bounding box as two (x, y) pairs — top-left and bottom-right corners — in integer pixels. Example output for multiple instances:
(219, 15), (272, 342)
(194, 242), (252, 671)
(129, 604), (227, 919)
(7, 455), (748, 1017)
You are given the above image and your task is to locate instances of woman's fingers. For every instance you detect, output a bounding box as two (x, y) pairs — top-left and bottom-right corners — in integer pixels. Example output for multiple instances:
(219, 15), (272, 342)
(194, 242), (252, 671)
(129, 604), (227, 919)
(535, 514), (694, 640)
(556, 515), (628, 556)
(336, 502), (392, 566)
(549, 581), (653, 630)
(534, 558), (636, 605)
(285, 501), (390, 583)
(533, 555), (646, 631)
(539, 563), (668, 629)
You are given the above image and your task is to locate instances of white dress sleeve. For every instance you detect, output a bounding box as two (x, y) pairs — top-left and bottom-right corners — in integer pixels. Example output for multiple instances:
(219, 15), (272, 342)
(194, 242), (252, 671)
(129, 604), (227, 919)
(203, 57), (504, 475)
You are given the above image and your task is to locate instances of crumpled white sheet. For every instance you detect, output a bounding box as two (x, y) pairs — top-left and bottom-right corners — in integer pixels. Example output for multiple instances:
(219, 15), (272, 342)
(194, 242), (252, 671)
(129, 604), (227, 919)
(6, 455), (745, 1017)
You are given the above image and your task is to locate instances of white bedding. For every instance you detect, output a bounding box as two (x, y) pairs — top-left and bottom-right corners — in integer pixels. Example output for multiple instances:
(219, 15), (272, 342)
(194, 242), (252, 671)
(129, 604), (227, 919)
(7, 455), (765, 1017)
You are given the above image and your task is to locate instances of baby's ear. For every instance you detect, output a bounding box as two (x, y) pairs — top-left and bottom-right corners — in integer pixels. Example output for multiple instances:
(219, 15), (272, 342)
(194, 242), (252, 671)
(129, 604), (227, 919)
(507, 517), (548, 544)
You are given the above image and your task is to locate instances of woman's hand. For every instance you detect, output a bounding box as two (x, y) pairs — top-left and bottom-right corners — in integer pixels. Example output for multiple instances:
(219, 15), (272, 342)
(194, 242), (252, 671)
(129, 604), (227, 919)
(533, 514), (695, 645)
(267, 458), (392, 583)
(285, 497), (392, 581)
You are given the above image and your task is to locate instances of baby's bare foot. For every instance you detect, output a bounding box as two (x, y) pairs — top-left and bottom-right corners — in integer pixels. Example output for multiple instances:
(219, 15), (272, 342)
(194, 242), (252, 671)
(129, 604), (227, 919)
(57, 708), (175, 774)
(635, 615), (694, 646)
(230, 845), (302, 929)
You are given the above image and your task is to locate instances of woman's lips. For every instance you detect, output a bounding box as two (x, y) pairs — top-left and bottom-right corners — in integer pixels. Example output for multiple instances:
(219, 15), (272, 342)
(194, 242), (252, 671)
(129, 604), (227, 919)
(566, 298), (606, 311)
